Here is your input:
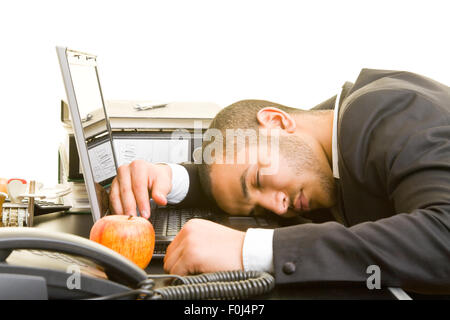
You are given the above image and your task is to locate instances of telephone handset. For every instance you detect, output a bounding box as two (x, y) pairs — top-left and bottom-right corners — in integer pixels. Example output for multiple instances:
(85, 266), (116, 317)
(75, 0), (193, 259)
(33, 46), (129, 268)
(0, 228), (275, 300)
(0, 227), (148, 298)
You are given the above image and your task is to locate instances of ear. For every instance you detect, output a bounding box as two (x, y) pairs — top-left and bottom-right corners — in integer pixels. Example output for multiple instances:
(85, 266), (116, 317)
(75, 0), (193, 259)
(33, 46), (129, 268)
(256, 107), (296, 133)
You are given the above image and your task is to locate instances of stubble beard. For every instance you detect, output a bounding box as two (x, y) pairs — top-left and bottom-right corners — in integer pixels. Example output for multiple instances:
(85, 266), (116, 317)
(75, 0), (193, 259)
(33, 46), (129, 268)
(279, 135), (336, 209)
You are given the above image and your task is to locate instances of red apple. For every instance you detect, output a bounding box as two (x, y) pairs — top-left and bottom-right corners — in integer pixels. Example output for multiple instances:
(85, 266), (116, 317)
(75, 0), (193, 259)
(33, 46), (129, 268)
(90, 215), (155, 269)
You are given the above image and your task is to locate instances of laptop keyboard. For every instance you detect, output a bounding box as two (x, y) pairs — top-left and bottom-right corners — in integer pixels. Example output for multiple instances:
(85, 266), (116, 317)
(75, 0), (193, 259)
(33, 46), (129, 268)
(149, 207), (213, 238)
(149, 207), (214, 257)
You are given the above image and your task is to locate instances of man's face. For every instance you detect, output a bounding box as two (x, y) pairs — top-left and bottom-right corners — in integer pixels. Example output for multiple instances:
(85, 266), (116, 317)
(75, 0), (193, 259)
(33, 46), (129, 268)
(209, 133), (337, 217)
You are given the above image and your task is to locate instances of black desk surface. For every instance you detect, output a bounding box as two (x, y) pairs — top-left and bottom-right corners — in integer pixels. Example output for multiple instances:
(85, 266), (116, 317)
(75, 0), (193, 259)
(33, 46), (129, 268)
(33, 211), (448, 300)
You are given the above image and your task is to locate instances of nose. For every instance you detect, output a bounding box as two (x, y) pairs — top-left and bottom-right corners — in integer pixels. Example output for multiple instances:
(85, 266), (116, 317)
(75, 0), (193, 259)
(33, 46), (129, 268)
(257, 191), (289, 215)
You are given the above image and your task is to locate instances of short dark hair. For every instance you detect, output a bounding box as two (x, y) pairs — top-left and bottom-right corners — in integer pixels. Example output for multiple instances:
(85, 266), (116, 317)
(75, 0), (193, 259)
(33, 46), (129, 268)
(208, 99), (302, 134)
(197, 99), (304, 201)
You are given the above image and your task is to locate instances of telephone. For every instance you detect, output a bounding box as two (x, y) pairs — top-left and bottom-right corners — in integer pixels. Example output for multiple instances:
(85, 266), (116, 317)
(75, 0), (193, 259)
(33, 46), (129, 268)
(0, 228), (275, 300)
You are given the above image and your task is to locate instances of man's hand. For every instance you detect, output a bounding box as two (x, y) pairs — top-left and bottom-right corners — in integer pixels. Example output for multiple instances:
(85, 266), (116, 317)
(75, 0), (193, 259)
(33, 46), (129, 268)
(109, 160), (172, 219)
(163, 219), (246, 275)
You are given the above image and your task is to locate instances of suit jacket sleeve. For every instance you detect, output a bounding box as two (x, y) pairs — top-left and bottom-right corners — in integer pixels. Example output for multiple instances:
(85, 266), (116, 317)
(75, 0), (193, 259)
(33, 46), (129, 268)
(175, 163), (217, 208)
(273, 80), (450, 294)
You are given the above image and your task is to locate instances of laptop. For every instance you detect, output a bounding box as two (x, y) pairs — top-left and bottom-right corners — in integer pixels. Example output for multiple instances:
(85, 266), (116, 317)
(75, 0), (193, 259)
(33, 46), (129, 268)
(56, 47), (280, 257)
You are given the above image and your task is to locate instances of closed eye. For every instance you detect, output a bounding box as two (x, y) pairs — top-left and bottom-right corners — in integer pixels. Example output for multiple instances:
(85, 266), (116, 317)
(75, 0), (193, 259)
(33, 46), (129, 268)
(256, 168), (260, 188)
(256, 167), (262, 189)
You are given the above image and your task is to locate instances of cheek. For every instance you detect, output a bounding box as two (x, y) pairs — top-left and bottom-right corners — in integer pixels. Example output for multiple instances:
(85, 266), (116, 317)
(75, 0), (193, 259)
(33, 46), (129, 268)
(262, 166), (294, 189)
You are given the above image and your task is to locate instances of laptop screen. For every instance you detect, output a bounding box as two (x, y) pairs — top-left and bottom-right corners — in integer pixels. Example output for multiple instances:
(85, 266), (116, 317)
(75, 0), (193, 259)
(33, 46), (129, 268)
(57, 47), (117, 221)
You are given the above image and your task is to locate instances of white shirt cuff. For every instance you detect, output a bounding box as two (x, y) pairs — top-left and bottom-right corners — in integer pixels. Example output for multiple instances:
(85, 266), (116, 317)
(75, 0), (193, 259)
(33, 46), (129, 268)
(242, 228), (275, 273)
(164, 163), (189, 204)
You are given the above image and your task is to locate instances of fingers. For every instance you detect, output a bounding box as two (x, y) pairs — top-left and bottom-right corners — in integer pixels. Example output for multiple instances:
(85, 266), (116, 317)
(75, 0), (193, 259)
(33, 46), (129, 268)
(163, 219), (200, 275)
(109, 160), (173, 219)
(130, 161), (151, 219)
(168, 258), (189, 276)
(151, 174), (171, 206)
(116, 165), (138, 216)
(163, 239), (185, 274)
(109, 177), (123, 214)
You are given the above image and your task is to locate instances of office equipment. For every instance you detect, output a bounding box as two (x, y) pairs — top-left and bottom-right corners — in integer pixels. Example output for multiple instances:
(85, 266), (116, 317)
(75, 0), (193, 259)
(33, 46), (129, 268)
(0, 227), (275, 299)
(34, 200), (72, 215)
(56, 46), (281, 257)
(2, 179), (34, 227)
(27, 181), (35, 227)
(59, 100), (214, 180)
(57, 134), (90, 212)
(0, 193), (6, 218)
(59, 133), (83, 181)
(6, 179), (27, 204)
(60, 99), (221, 139)
(1, 179), (72, 227)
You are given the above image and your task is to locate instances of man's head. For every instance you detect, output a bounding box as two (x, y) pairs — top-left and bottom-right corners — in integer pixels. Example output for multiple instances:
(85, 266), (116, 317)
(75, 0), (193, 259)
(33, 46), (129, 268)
(198, 99), (336, 218)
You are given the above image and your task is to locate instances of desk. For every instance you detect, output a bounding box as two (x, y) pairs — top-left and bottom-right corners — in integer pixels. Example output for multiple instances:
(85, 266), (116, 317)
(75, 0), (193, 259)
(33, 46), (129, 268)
(32, 211), (444, 300)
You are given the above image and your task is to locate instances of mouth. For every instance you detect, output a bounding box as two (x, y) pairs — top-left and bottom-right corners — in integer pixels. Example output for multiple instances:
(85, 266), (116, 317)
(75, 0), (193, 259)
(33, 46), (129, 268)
(291, 190), (310, 212)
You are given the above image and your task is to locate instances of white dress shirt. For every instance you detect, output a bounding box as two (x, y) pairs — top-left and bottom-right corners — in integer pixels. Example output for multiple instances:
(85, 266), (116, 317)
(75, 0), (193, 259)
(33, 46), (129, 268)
(163, 93), (342, 273)
(165, 163), (190, 204)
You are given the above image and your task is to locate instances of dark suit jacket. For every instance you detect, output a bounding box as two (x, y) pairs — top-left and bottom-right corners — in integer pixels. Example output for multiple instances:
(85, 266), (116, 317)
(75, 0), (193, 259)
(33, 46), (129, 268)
(180, 69), (450, 294)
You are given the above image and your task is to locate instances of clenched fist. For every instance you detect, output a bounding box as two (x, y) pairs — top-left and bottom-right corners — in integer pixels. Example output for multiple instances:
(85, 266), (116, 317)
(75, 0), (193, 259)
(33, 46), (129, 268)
(163, 219), (246, 275)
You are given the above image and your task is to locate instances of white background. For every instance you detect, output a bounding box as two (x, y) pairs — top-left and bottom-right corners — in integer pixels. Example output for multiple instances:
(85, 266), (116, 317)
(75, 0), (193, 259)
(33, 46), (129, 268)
(0, 0), (449, 187)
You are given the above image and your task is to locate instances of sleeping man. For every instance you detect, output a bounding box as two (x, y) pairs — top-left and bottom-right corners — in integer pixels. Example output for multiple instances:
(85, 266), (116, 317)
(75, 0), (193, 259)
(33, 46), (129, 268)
(109, 69), (450, 294)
